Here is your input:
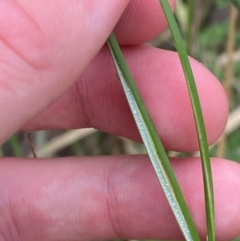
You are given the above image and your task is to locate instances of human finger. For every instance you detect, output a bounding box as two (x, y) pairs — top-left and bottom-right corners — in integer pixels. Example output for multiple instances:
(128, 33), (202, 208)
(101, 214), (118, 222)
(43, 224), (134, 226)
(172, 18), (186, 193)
(24, 45), (228, 152)
(114, 0), (175, 45)
(0, 156), (239, 241)
(0, 0), (130, 144)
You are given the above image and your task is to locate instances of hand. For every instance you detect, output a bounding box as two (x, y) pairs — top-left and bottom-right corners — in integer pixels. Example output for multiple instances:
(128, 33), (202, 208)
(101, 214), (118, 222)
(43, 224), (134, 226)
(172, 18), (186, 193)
(0, 1), (239, 240)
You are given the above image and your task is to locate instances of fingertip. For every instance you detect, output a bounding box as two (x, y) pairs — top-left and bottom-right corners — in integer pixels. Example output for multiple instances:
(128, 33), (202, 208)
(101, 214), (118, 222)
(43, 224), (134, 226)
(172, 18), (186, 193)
(23, 45), (228, 153)
(138, 49), (229, 151)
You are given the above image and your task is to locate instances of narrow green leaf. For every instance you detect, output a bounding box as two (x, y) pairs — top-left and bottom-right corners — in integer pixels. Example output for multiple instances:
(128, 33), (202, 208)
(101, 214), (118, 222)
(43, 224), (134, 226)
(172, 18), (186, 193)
(159, 1), (215, 241)
(231, 0), (240, 11)
(107, 33), (200, 241)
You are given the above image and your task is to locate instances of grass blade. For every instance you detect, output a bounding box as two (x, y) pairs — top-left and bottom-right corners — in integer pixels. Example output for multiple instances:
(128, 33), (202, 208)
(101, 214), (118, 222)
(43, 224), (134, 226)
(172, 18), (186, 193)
(107, 33), (200, 241)
(159, 1), (215, 241)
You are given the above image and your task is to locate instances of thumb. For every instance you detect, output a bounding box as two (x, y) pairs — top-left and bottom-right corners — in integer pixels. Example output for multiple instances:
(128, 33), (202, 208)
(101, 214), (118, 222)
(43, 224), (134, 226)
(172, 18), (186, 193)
(0, 0), (129, 144)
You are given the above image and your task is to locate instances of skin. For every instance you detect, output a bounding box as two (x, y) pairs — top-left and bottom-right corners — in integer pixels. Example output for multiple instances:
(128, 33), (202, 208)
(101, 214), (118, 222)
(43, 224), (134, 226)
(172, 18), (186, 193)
(0, 0), (239, 240)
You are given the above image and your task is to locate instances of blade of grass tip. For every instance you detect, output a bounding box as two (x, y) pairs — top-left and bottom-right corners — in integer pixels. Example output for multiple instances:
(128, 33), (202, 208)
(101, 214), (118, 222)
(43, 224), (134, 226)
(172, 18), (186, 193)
(159, 1), (215, 241)
(231, 0), (240, 11)
(107, 33), (200, 241)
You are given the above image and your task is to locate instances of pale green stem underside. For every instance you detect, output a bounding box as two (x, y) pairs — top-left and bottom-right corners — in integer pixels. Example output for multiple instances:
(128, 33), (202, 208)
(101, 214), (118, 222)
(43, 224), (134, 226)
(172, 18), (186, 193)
(107, 33), (200, 241)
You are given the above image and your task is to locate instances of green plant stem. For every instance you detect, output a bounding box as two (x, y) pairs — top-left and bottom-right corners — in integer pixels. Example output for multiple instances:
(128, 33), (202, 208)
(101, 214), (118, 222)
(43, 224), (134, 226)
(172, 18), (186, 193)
(159, 1), (215, 241)
(108, 33), (200, 241)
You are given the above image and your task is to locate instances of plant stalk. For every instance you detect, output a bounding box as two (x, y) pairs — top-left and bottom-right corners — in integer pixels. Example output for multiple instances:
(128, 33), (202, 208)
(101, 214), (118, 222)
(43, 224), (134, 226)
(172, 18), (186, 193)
(159, 1), (215, 241)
